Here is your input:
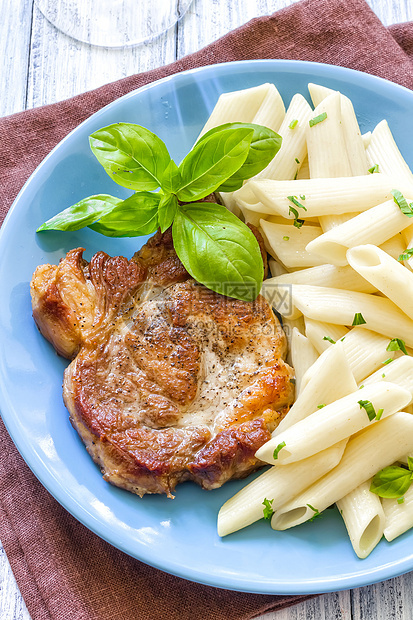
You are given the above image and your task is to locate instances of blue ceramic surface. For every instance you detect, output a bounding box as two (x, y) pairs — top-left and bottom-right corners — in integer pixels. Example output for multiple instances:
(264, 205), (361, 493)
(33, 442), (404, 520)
(1, 60), (413, 594)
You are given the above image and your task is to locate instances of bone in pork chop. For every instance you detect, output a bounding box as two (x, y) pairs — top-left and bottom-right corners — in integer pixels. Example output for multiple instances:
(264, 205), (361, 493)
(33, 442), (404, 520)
(30, 228), (294, 497)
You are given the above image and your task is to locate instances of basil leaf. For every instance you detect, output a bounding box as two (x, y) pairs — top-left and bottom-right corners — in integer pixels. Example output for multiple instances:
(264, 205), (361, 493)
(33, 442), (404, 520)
(89, 123), (171, 191)
(370, 465), (413, 498)
(198, 123), (282, 192)
(172, 202), (263, 301)
(37, 195), (122, 232)
(160, 159), (182, 193)
(88, 191), (160, 237)
(158, 193), (178, 233)
(176, 127), (253, 202)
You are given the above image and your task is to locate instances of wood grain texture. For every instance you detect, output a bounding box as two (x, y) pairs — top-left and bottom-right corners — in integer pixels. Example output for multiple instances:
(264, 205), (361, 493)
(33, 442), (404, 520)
(2, 1), (413, 619)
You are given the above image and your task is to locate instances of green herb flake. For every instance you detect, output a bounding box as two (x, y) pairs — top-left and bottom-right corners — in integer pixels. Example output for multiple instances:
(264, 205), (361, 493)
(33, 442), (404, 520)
(262, 498), (275, 520)
(307, 504), (322, 521)
(397, 497), (405, 504)
(317, 404), (326, 409)
(375, 408), (384, 421)
(382, 357), (394, 365)
(293, 218), (305, 229)
(323, 335), (336, 344)
(368, 164), (379, 174)
(283, 236), (290, 241)
(273, 441), (286, 460)
(309, 112), (327, 127)
(370, 465), (413, 498)
(295, 157), (300, 164)
(392, 189), (413, 218)
(288, 195), (307, 212)
(387, 337), (408, 355)
(382, 373), (386, 378)
(289, 119), (298, 130)
(352, 312), (366, 326)
(299, 194), (306, 200)
(358, 399), (377, 422)
(398, 248), (413, 262)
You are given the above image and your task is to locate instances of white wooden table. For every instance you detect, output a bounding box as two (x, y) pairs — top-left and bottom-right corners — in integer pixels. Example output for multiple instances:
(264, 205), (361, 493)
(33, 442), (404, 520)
(2, 0), (413, 618)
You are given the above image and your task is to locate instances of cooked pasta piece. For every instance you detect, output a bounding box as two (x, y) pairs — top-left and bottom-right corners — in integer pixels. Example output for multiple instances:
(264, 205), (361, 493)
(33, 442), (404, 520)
(336, 480), (385, 559)
(266, 263), (377, 294)
(217, 441), (346, 537)
(289, 285), (413, 346)
(275, 341), (356, 433)
(302, 327), (398, 387)
(382, 485), (413, 542)
(362, 356), (413, 395)
(366, 119), (413, 185)
(270, 412), (413, 530)
(304, 318), (349, 354)
(347, 244), (413, 320)
(256, 382), (411, 466)
(198, 83), (278, 137)
(308, 83), (368, 176)
(247, 175), (412, 218)
(306, 199), (413, 266)
(260, 220), (325, 268)
(290, 329), (319, 395)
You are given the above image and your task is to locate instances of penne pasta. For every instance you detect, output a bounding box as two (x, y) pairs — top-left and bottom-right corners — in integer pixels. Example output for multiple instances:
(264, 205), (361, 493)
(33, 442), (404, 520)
(217, 441), (346, 537)
(260, 220), (325, 268)
(366, 119), (413, 186)
(289, 285), (413, 347)
(275, 341), (357, 433)
(304, 318), (349, 354)
(382, 484), (413, 542)
(306, 200), (413, 266)
(256, 382), (411, 466)
(290, 329), (318, 395)
(336, 480), (385, 559)
(362, 355), (413, 395)
(347, 244), (413, 320)
(247, 175), (413, 218)
(302, 327), (398, 387)
(270, 412), (413, 531)
(265, 263), (377, 294)
(197, 83), (276, 137)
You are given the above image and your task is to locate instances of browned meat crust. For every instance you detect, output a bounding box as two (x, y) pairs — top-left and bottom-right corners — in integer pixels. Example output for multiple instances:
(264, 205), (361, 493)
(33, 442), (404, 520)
(31, 228), (294, 497)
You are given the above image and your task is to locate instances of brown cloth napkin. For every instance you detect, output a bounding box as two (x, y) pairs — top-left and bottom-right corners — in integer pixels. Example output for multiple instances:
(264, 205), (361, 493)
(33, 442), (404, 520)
(1, 0), (413, 618)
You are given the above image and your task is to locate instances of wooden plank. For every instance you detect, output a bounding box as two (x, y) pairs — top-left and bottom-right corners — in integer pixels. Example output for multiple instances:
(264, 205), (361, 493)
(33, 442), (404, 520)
(0, 0), (33, 116)
(352, 574), (413, 620)
(255, 591), (352, 620)
(26, 2), (177, 109)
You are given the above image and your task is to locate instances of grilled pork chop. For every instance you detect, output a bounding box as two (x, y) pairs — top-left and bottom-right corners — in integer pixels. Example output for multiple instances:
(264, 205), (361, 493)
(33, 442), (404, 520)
(31, 229), (294, 497)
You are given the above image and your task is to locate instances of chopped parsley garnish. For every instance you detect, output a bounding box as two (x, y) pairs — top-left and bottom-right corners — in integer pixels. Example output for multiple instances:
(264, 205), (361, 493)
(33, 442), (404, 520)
(288, 205), (305, 228)
(382, 373), (386, 378)
(352, 312), (366, 326)
(317, 404), (326, 409)
(289, 119), (298, 129)
(358, 399), (378, 422)
(387, 337), (408, 355)
(309, 112), (327, 127)
(295, 157), (300, 164)
(287, 195), (307, 212)
(392, 189), (413, 217)
(283, 235), (290, 241)
(299, 194), (306, 200)
(382, 357), (394, 365)
(368, 164), (379, 174)
(307, 504), (322, 521)
(371, 460), (413, 498)
(323, 335), (336, 344)
(375, 408), (384, 421)
(273, 441), (286, 460)
(293, 218), (305, 229)
(398, 248), (413, 262)
(397, 497), (405, 504)
(262, 497), (275, 520)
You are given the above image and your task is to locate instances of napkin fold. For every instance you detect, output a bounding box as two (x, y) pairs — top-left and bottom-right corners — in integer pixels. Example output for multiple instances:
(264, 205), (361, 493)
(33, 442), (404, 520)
(1, 0), (413, 618)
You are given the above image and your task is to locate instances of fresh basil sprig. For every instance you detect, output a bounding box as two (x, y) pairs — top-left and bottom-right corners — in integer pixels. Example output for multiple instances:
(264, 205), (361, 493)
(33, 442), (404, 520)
(370, 457), (413, 499)
(37, 121), (282, 301)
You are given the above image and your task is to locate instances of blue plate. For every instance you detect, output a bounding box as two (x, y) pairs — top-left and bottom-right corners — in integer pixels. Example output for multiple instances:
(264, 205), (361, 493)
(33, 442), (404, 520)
(1, 60), (413, 595)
